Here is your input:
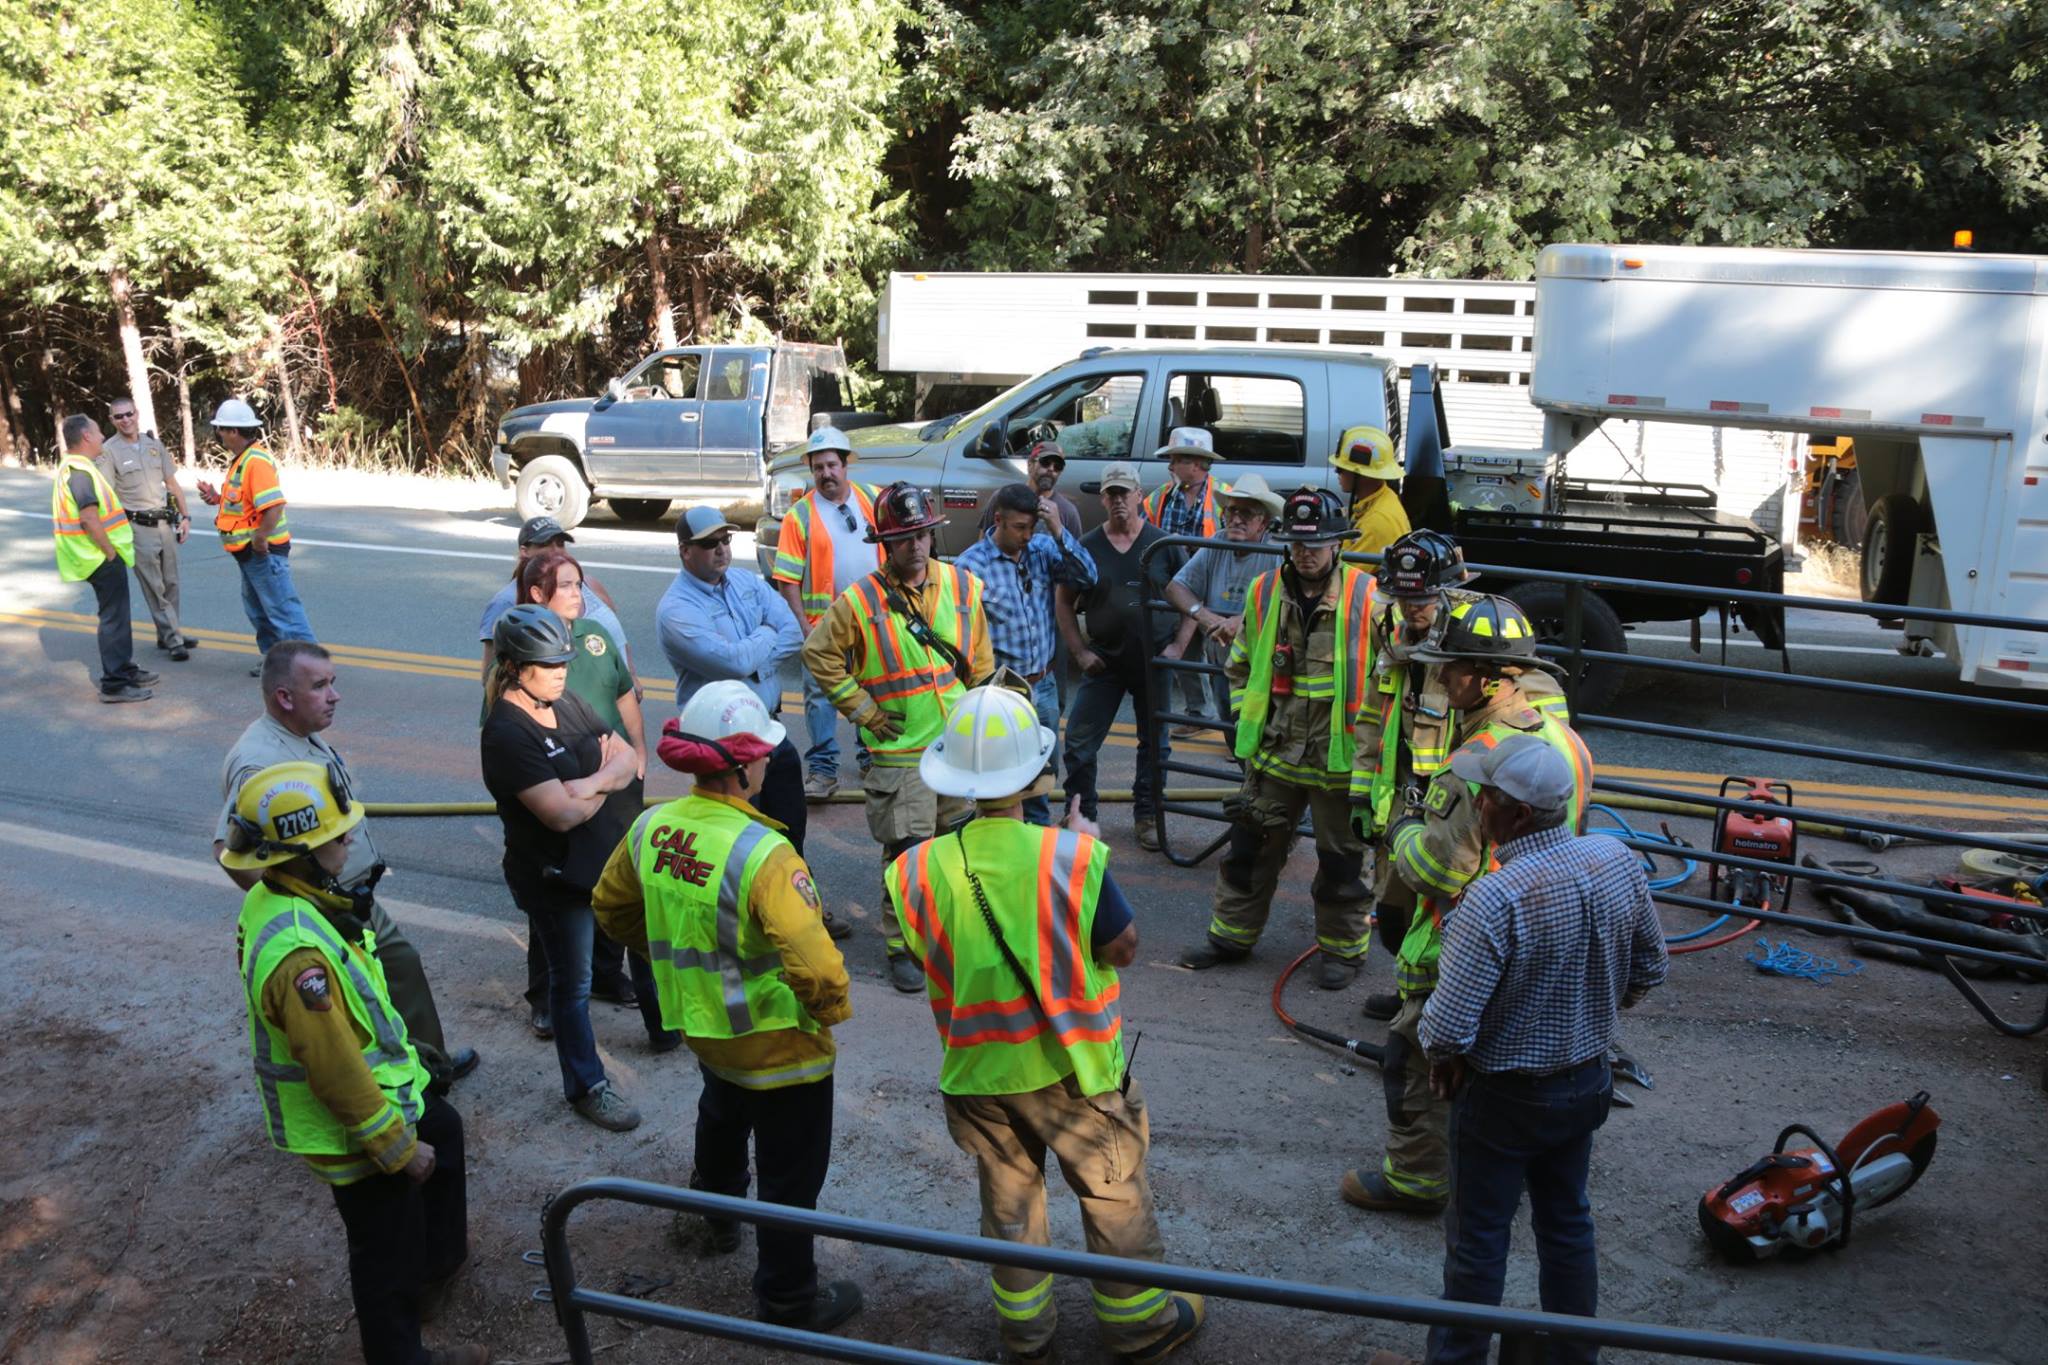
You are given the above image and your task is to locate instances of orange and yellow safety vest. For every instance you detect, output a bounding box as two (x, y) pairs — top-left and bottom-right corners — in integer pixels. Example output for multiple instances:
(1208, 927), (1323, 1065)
(826, 564), (986, 767)
(772, 485), (881, 625)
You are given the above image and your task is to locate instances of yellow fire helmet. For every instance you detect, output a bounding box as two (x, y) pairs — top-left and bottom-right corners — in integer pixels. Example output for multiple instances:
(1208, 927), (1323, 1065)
(220, 760), (363, 870)
(1330, 424), (1403, 480)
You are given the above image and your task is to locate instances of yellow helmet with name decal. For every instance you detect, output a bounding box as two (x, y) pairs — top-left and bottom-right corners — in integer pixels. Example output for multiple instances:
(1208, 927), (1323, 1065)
(221, 760), (362, 869)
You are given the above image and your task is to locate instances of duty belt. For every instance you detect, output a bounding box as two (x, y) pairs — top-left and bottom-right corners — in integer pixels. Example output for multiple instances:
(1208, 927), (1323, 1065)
(129, 508), (174, 525)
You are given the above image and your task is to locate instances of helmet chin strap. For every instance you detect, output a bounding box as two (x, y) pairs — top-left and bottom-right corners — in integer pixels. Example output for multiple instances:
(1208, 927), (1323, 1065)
(271, 867), (366, 917)
(512, 675), (555, 709)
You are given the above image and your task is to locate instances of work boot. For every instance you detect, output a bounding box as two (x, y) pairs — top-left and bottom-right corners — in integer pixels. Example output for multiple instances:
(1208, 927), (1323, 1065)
(426, 1346), (490, 1365)
(592, 976), (639, 1008)
(99, 684), (152, 704)
(820, 908), (854, 941)
(168, 642), (192, 662)
(760, 1280), (864, 1333)
(672, 1208), (741, 1256)
(1314, 953), (1360, 991)
(1340, 1167), (1444, 1215)
(804, 770), (838, 800)
(529, 1007), (554, 1040)
(648, 1030), (683, 1054)
(570, 1081), (641, 1133)
(1134, 820), (1162, 852)
(1360, 992), (1399, 1022)
(427, 1046), (481, 1097)
(888, 953), (925, 994)
(1177, 938), (1247, 971)
(123, 667), (161, 687)
(1120, 1292), (1206, 1363)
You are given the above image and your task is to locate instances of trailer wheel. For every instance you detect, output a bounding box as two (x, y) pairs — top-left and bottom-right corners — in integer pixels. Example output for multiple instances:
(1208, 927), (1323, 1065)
(514, 453), (590, 529)
(606, 498), (670, 524)
(1859, 494), (1924, 605)
(1504, 582), (1627, 715)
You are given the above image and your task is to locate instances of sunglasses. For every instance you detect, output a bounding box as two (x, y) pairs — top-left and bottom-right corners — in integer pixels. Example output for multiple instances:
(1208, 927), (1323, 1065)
(1221, 504), (1262, 523)
(838, 504), (858, 533)
(1035, 455), (1064, 468)
(695, 534), (734, 549)
(111, 411), (137, 421)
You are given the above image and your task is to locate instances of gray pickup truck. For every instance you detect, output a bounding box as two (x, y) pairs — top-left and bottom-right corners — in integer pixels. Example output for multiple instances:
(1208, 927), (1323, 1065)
(493, 339), (854, 528)
(756, 344), (1402, 562)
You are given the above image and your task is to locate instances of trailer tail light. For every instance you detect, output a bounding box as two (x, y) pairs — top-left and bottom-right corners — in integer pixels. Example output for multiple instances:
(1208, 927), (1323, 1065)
(1735, 568), (1753, 585)
(1622, 258), (1645, 269)
(1953, 230), (1974, 250)
(1607, 394), (1665, 407)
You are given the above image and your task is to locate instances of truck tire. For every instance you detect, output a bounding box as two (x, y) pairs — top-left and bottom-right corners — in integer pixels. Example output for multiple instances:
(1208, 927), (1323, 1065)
(1825, 467), (1866, 548)
(607, 498), (670, 523)
(1503, 581), (1627, 716)
(1859, 494), (1923, 605)
(514, 454), (590, 529)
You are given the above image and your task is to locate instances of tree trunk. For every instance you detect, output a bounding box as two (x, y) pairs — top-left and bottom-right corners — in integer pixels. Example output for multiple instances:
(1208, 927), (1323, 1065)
(646, 230), (678, 350)
(296, 276), (339, 413)
(109, 267), (162, 436)
(34, 320), (59, 459)
(272, 325), (303, 458)
(0, 359), (24, 462)
(688, 265), (710, 341)
(170, 324), (195, 467)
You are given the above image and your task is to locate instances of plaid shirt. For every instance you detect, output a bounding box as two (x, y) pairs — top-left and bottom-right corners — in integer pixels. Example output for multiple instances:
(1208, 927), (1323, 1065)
(1153, 478), (1209, 537)
(1419, 824), (1668, 1074)
(954, 525), (1097, 675)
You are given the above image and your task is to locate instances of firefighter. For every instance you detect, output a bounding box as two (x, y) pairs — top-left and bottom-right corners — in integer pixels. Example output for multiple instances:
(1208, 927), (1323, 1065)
(590, 681), (863, 1334)
(1179, 487), (1377, 989)
(801, 481), (994, 993)
(225, 761), (484, 1365)
(1356, 531), (1568, 1021)
(1332, 424), (1410, 556)
(887, 684), (1207, 1365)
(1340, 594), (1592, 1216)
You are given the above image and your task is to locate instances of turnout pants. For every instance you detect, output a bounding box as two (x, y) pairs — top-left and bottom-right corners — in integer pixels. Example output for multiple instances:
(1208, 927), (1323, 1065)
(129, 520), (184, 646)
(942, 1076), (1180, 1358)
(1207, 770), (1371, 959)
(1380, 994), (1450, 1205)
(690, 1066), (835, 1313)
(865, 764), (971, 955)
(329, 1094), (468, 1365)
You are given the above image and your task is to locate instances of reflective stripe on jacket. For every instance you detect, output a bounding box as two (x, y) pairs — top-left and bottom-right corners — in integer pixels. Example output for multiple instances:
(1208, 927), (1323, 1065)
(237, 886), (428, 1177)
(772, 484), (881, 625)
(634, 795), (829, 1088)
(1228, 564), (1376, 781)
(828, 563), (985, 766)
(887, 819), (1124, 1097)
(52, 456), (135, 581)
(216, 444), (289, 551)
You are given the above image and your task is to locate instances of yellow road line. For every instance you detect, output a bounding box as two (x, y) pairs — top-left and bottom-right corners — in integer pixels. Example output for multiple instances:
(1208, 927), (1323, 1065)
(14, 607), (2040, 822)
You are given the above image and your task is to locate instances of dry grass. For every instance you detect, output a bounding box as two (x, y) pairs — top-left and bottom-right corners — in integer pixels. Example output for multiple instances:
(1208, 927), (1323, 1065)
(1801, 538), (1862, 591)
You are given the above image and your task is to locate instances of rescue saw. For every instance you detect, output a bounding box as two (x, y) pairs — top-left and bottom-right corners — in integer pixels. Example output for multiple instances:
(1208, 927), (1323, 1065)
(1698, 1091), (1939, 1262)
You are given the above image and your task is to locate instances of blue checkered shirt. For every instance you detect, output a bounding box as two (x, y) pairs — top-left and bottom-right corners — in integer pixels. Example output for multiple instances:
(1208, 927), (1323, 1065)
(955, 526), (1096, 675)
(1418, 824), (1668, 1074)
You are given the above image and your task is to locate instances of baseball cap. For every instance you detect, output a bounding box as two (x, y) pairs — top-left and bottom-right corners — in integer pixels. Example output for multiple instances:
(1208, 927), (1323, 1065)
(1448, 733), (1575, 814)
(518, 515), (573, 547)
(1100, 461), (1143, 492)
(680, 505), (737, 543)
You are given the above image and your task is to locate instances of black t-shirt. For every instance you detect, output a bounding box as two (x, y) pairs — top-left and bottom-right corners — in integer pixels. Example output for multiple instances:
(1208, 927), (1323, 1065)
(479, 691), (626, 910)
(1076, 523), (1177, 658)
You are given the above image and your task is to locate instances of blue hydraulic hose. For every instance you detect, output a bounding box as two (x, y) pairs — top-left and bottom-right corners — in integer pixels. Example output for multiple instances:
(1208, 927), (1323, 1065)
(1585, 804), (1727, 943)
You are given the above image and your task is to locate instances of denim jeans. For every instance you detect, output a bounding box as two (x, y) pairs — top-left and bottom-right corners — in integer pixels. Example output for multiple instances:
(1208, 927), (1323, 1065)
(527, 905), (608, 1101)
(1426, 1057), (1613, 1365)
(1021, 672), (1062, 825)
(235, 550), (315, 656)
(801, 668), (840, 780)
(1062, 655), (1169, 822)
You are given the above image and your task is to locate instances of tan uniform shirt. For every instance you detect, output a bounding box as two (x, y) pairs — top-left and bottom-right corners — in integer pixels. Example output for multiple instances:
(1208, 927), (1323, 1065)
(97, 432), (176, 510)
(218, 717), (382, 886)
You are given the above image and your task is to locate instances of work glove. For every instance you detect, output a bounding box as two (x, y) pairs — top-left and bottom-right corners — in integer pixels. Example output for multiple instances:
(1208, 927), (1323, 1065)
(860, 706), (903, 742)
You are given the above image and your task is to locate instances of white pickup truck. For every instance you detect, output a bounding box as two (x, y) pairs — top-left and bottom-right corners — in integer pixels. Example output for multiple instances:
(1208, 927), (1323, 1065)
(1526, 243), (2048, 692)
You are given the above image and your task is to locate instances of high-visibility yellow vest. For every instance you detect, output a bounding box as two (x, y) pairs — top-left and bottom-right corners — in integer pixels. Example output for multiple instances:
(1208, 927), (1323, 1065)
(774, 485), (881, 625)
(887, 820), (1124, 1097)
(835, 564), (985, 767)
(237, 886), (428, 1176)
(1390, 714), (1594, 996)
(216, 443), (289, 552)
(1229, 564), (1376, 781)
(631, 795), (828, 1088)
(51, 456), (135, 581)
(1143, 476), (1218, 536)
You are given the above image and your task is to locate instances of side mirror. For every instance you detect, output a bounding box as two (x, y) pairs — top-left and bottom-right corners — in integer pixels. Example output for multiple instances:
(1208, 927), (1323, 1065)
(593, 377), (626, 411)
(974, 422), (1004, 460)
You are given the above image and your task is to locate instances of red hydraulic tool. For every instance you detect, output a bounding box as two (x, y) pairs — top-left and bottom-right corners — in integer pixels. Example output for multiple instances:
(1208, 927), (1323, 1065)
(1698, 1091), (1939, 1261)
(1710, 777), (1797, 908)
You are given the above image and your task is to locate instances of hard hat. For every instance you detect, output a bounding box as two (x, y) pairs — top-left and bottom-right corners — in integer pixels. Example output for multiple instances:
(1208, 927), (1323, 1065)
(492, 603), (575, 664)
(1271, 486), (1351, 545)
(920, 685), (1055, 800)
(806, 426), (854, 460)
(1376, 529), (1475, 599)
(1410, 595), (1544, 668)
(678, 679), (787, 751)
(865, 481), (946, 542)
(220, 760), (363, 869)
(1330, 424), (1402, 480)
(210, 397), (262, 429)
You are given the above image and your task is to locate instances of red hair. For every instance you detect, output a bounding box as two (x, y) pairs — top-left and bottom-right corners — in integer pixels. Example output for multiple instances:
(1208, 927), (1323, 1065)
(518, 549), (582, 606)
